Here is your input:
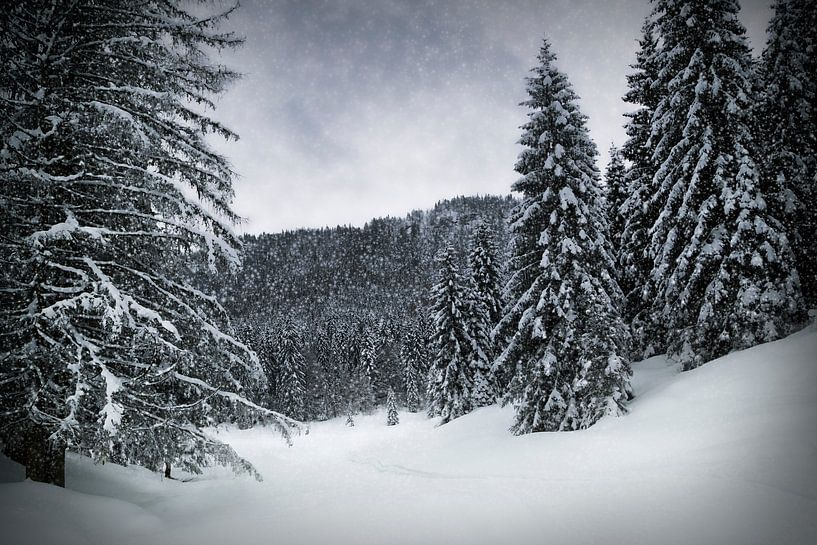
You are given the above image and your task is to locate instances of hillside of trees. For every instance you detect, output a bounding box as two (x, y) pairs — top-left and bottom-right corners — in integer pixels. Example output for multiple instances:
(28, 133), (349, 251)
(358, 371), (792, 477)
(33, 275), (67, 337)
(200, 195), (515, 421)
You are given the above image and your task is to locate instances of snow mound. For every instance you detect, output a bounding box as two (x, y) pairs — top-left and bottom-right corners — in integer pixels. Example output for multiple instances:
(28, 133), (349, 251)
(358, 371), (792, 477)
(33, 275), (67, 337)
(2, 327), (816, 545)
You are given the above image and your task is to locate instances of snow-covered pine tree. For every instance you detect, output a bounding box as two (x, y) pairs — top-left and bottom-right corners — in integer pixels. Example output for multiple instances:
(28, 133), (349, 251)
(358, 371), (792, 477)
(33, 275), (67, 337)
(400, 327), (423, 413)
(465, 274), (495, 409)
(604, 145), (628, 264)
(619, 16), (664, 358)
(426, 248), (474, 423)
(646, 0), (802, 369)
(757, 0), (817, 309)
(386, 387), (399, 426)
(0, 0), (297, 486)
(494, 39), (631, 434)
(315, 318), (341, 419)
(276, 320), (307, 420)
(468, 222), (504, 328)
(359, 324), (380, 410)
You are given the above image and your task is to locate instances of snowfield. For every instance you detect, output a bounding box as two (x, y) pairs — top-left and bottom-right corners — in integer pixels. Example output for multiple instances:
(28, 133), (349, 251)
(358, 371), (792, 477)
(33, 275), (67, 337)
(2, 327), (816, 545)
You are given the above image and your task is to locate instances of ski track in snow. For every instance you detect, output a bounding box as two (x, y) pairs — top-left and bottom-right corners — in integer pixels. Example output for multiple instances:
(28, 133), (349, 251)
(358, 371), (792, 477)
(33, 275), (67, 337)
(1, 327), (816, 545)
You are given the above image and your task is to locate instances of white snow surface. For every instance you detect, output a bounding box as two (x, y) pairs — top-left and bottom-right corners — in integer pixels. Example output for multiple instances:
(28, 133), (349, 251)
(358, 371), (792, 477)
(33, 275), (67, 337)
(2, 327), (816, 545)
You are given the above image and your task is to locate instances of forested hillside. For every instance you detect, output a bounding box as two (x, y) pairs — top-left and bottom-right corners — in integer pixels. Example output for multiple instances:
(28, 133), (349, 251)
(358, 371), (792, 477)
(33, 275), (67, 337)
(200, 195), (515, 421)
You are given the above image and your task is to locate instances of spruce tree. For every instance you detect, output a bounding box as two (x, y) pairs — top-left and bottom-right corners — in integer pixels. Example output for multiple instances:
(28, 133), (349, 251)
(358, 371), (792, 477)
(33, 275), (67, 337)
(276, 320), (306, 420)
(647, 0), (802, 369)
(359, 325), (380, 410)
(426, 248), (475, 423)
(0, 0), (296, 485)
(386, 387), (399, 426)
(316, 320), (340, 419)
(468, 222), (504, 328)
(619, 17), (664, 357)
(401, 328), (423, 413)
(604, 145), (628, 264)
(495, 39), (631, 434)
(757, 0), (817, 309)
(465, 273), (495, 409)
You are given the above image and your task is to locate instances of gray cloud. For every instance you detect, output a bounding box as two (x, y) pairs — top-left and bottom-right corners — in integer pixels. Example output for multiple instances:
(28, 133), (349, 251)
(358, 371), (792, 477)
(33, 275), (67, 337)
(209, 0), (772, 233)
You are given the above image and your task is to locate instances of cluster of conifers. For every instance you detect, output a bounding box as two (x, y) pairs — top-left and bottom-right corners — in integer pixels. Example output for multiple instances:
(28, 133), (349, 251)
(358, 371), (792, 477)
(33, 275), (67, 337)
(424, 0), (815, 435)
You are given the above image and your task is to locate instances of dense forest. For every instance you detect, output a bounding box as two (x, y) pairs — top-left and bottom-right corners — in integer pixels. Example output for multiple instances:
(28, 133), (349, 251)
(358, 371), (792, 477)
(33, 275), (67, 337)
(200, 195), (515, 421)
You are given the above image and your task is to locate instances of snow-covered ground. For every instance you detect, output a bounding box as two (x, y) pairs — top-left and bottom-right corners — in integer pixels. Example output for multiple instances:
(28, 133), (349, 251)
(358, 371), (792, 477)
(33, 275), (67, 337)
(2, 327), (816, 545)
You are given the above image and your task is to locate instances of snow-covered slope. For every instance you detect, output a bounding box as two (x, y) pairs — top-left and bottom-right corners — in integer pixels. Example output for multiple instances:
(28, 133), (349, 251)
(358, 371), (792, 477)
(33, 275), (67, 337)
(2, 327), (816, 545)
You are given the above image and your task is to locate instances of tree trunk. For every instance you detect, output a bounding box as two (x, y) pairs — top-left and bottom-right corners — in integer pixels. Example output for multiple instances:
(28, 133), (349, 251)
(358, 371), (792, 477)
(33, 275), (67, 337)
(7, 424), (66, 487)
(164, 461), (172, 479)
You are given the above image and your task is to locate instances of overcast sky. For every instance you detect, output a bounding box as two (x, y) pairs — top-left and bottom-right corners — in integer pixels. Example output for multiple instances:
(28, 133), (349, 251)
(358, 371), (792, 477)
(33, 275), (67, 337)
(210, 0), (772, 234)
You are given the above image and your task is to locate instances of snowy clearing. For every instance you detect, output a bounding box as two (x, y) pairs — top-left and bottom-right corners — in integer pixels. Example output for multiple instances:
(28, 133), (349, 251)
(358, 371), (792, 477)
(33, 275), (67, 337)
(2, 326), (816, 545)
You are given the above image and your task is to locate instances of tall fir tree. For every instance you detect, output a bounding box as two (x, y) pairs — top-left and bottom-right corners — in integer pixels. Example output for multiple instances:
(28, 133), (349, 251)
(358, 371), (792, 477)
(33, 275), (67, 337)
(401, 327), (424, 413)
(619, 16), (664, 357)
(359, 325), (380, 410)
(495, 39), (631, 434)
(426, 248), (475, 423)
(646, 0), (802, 369)
(466, 296), (495, 409)
(315, 319), (341, 418)
(604, 145), (628, 264)
(276, 320), (306, 421)
(0, 0), (296, 485)
(468, 222), (504, 329)
(465, 272), (496, 409)
(757, 0), (817, 309)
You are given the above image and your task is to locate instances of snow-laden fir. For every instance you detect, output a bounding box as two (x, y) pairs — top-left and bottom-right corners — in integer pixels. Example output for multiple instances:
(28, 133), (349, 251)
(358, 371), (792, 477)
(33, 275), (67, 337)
(494, 39), (631, 434)
(641, 0), (802, 369)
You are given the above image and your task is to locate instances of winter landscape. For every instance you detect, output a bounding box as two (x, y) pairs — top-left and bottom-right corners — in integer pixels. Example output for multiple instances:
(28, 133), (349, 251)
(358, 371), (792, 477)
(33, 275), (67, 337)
(1, 1), (816, 544)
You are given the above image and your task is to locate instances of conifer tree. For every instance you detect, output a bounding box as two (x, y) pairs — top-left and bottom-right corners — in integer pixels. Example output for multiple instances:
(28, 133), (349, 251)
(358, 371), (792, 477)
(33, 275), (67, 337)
(468, 222), (504, 328)
(276, 320), (306, 420)
(646, 0), (802, 368)
(426, 248), (475, 423)
(401, 328), (423, 413)
(386, 387), (399, 426)
(359, 325), (380, 410)
(495, 39), (631, 434)
(757, 0), (817, 308)
(604, 145), (628, 263)
(465, 274), (495, 409)
(316, 320), (340, 418)
(619, 17), (664, 357)
(0, 0), (296, 485)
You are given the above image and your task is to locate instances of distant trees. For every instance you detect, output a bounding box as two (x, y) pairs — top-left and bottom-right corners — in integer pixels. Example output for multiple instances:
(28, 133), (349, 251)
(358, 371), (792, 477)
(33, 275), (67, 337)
(468, 222), (504, 329)
(495, 39), (631, 434)
(401, 325), (427, 413)
(359, 327), (381, 411)
(276, 320), (307, 420)
(0, 0), (296, 485)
